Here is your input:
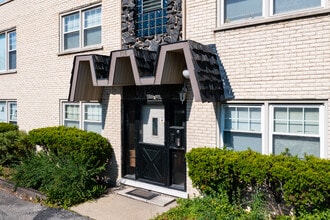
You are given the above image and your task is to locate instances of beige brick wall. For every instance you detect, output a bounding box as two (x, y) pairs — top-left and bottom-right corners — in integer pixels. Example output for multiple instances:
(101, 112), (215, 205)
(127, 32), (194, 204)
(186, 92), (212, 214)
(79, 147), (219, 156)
(102, 86), (122, 184)
(0, 0), (121, 132)
(184, 1), (330, 193)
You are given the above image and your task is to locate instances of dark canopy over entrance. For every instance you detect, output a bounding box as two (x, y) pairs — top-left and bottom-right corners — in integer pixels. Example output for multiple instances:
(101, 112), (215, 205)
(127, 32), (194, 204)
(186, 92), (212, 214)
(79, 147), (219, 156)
(68, 40), (233, 103)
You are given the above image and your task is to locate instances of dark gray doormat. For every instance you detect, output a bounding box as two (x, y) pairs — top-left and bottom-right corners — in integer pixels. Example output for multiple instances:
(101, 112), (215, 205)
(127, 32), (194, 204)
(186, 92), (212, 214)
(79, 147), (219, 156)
(126, 188), (158, 200)
(116, 187), (176, 206)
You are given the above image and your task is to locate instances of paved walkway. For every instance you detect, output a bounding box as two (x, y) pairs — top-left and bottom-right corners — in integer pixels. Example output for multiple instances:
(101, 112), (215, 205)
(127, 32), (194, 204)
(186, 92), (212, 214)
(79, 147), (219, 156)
(70, 190), (177, 220)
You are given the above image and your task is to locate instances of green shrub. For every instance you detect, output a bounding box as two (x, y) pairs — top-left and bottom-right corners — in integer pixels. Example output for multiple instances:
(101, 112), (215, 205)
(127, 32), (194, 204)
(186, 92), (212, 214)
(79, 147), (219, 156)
(27, 126), (111, 166)
(0, 130), (34, 166)
(0, 122), (18, 133)
(13, 126), (112, 207)
(186, 147), (330, 216)
(14, 152), (106, 207)
(153, 192), (268, 220)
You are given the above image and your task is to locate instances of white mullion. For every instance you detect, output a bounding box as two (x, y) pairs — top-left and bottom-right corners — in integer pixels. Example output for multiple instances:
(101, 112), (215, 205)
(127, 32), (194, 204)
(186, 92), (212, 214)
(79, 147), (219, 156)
(80, 10), (83, 49)
(80, 101), (84, 130)
(269, 0), (274, 16)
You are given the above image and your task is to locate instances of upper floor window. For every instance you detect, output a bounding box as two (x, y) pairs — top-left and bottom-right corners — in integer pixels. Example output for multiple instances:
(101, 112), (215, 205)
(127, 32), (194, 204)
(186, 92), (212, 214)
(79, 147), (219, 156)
(273, 0), (321, 14)
(0, 100), (17, 124)
(221, 0), (324, 24)
(136, 0), (167, 37)
(61, 6), (101, 51)
(0, 30), (16, 72)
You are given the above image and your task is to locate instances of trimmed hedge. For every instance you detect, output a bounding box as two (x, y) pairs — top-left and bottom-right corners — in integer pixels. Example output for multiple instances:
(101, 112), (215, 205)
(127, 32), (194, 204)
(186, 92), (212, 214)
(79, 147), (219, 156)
(27, 126), (111, 166)
(186, 148), (330, 216)
(13, 126), (112, 207)
(0, 129), (34, 166)
(0, 122), (18, 133)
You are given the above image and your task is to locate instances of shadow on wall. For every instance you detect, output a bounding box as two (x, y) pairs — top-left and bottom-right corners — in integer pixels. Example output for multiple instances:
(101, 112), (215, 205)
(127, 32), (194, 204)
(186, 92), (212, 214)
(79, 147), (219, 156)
(106, 147), (118, 187)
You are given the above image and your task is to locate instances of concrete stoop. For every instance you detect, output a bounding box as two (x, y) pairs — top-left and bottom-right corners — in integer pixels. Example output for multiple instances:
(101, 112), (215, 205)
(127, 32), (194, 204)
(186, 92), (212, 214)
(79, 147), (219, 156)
(116, 187), (176, 207)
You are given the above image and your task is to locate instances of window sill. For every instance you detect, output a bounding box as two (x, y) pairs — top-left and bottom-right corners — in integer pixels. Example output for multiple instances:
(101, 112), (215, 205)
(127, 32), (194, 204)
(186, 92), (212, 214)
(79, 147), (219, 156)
(214, 8), (330, 32)
(0, 70), (17, 75)
(58, 45), (103, 56)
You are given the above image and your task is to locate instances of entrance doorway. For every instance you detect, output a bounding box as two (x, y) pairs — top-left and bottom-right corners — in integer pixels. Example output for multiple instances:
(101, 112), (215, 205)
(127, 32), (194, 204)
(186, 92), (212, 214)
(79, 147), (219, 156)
(122, 85), (186, 191)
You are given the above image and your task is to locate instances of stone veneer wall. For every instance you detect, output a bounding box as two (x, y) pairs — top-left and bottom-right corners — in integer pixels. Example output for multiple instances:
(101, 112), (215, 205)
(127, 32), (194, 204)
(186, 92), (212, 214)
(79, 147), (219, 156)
(122, 0), (183, 50)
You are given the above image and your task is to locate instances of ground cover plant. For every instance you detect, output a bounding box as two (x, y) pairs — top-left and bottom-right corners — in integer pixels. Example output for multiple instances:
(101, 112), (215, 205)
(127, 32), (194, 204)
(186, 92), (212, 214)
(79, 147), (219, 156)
(12, 126), (112, 208)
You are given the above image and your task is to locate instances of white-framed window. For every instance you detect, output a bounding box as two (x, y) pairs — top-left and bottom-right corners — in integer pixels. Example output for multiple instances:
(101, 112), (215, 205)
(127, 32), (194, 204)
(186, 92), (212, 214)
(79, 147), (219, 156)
(62, 102), (102, 134)
(219, 0), (325, 24)
(61, 5), (101, 51)
(0, 30), (16, 72)
(270, 105), (323, 158)
(219, 103), (325, 158)
(0, 100), (17, 124)
(221, 105), (263, 153)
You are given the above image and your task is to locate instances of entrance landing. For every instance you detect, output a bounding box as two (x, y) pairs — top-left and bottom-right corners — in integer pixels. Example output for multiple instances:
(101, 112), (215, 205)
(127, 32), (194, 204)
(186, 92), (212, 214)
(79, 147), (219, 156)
(116, 187), (175, 207)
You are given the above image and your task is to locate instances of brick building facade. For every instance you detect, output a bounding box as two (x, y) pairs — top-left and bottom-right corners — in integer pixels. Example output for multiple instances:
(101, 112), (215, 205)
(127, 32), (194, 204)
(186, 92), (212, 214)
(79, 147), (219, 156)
(1, 0), (329, 197)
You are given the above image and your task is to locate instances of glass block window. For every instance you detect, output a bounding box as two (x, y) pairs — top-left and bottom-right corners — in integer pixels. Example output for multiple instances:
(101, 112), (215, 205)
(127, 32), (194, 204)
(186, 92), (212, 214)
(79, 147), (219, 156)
(0, 30), (16, 72)
(63, 102), (102, 134)
(62, 5), (101, 51)
(223, 105), (262, 153)
(136, 0), (167, 37)
(273, 0), (321, 14)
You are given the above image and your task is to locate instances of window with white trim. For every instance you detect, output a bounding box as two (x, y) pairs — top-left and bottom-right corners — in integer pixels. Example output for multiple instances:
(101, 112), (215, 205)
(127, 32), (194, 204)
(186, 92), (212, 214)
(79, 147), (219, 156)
(220, 103), (324, 158)
(271, 105), (322, 158)
(0, 30), (16, 72)
(61, 5), (101, 51)
(0, 100), (17, 124)
(222, 105), (263, 153)
(63, 102), (102, 134)
(220, 0), (324, 24)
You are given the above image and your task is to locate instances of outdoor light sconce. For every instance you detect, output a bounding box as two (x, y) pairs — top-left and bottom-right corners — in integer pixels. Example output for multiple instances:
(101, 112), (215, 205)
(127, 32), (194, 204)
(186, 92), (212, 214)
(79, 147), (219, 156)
(179, 83), (187, 104)
(182, 69), (190, 79)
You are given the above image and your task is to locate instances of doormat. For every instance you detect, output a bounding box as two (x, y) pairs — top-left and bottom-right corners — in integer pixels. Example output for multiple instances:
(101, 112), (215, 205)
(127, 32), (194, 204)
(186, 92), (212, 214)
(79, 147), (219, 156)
(126, 189), (159, 200)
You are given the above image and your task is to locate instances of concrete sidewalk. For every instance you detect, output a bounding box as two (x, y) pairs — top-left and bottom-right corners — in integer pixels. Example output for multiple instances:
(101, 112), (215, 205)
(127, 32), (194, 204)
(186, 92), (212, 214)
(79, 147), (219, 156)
(70, 189), (177, 220)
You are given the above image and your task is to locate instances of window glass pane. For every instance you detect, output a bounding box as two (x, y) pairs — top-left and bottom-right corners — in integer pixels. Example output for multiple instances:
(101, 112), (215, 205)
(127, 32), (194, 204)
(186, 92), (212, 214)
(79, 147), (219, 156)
(224, 131), (262, 153)
(273, 135), (320, 158)
(84, 7), (101, 28)
(9, 51), (16, 69)
(84, 104), (101, 121)
(64, 120), (80, 128)
(84, 26), (101, 46)
(0, 34), (5, 71)
(274, 0), (321, 14)
(304, 108), (319, 135)
(288, 108), (302, 133)
(9, 102), (17, 121)
(64, 32), (79, 50)
(305, 108), (319, 121)
(224, 0), (262, 22)
(143, 0), (162, 12)
(65, 104), (79, 120)
(8, 31), (16, 51)
(64, 13), (80, 32)
(274, 107), (287, 132)
(0, 101), (6, 122)
(84, 122), (102, 134)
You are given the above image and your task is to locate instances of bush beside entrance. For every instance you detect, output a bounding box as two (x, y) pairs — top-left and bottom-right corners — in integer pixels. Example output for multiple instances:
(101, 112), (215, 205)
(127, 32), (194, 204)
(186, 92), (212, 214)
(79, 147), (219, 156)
(186, 148), (330, 217)
(12, 126), (112, 208)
